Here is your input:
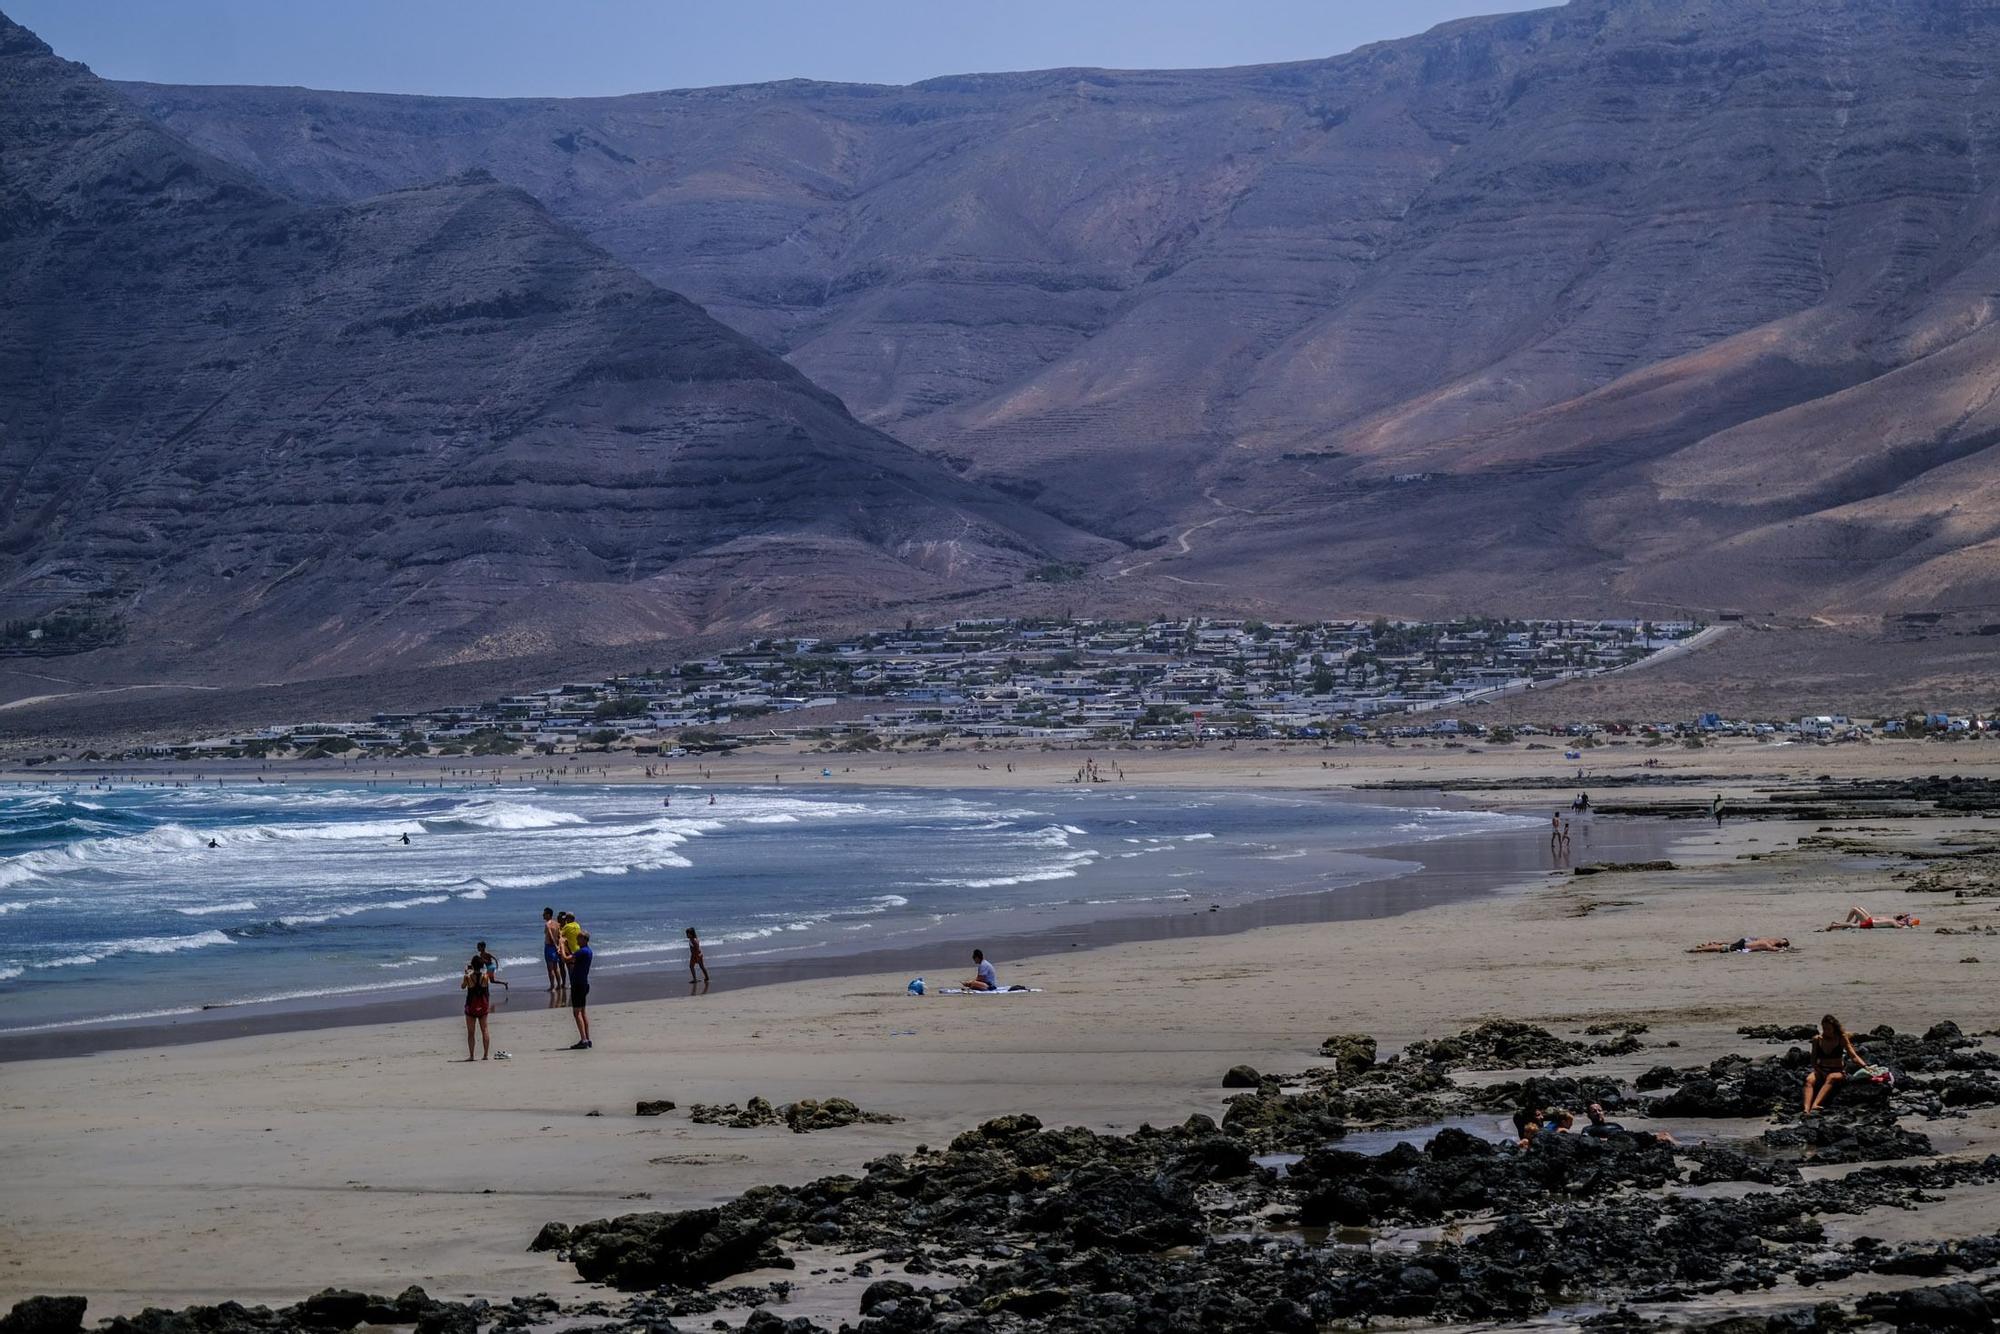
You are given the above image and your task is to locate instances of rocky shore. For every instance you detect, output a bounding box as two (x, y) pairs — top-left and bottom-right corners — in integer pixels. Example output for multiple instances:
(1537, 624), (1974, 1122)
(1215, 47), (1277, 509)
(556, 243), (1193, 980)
(14, 1018), (1999, 1334)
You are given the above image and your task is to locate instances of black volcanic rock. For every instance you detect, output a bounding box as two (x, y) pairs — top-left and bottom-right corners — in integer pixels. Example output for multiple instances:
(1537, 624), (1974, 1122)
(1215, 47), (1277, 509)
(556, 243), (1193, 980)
(0, 12), (1110, 682)
(122, 0), (2000, 617)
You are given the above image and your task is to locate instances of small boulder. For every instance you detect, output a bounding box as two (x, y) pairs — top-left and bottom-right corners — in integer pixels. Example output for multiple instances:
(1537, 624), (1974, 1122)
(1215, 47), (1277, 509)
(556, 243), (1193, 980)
(635, 1100), (677, 1117)
(859, 1279), (914, 1315)
(1319, 1034), (1378, 1073)
(287, 1290), (370, 1330)
(527, 1221), (571, 1253)
(0, 1297), (87, 1334)
(1222, 1064), (1262, 1088)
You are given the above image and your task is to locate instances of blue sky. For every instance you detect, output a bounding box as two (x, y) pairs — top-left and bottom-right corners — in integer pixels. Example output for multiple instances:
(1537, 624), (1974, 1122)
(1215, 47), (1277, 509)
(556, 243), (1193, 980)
(13, 0), (1548, 97)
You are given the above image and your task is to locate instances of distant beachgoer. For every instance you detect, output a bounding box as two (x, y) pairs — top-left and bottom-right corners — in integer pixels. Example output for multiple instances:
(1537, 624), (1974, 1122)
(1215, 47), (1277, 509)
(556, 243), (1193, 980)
(1805, 1013), (1863, 1115)
(708, 794), (716, 806)
(563, 931), (594, 1049)
(542, 908), (564, 991)
(1711, 794), (1724, 826)
(962, 948), (997, 992)
(686, 926), (708, 983)
(461, 950), (492, 1060)
(1688, 937), (1791, 953)
(477, 940), (507, 991)
(207, 838), (220, 849)
(1826, 907), (1918, 931)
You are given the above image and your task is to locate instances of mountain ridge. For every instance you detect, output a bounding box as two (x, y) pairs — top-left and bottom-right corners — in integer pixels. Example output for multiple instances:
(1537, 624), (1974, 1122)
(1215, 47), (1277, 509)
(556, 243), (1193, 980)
(0, 9), (1114, 690)
(118, 0), (2000, 617)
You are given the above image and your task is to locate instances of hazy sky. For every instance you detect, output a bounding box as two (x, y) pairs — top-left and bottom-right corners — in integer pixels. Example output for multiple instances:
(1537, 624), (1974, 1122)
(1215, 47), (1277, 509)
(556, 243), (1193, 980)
(13, 0), (1549, 97)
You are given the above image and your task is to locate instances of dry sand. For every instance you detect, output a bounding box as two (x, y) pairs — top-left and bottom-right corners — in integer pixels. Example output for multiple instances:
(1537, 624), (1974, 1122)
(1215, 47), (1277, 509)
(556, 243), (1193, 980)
(3, 741), (1998, 1320)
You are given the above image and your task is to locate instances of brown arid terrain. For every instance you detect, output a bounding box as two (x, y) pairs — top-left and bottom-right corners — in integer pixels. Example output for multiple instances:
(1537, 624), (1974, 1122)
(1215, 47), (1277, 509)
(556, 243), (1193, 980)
(0, 14), (1110, 693)
(7, 0), (2000, 731)
(129, 0), (2000, 624)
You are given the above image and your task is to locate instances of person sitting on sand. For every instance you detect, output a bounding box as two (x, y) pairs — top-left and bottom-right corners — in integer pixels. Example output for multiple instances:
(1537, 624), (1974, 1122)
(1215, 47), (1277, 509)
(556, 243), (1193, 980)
(1688, 936), (1791, 953)
(461, 950), (492, 1061)
(962, 948), (998, 992)
(1825, 906), (1919, 931)
(1804, 1013), (1864, 1116)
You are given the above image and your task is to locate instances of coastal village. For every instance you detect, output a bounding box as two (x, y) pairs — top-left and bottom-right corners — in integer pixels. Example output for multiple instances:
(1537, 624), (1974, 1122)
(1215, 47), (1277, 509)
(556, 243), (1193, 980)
(71, 615), (1973, 762)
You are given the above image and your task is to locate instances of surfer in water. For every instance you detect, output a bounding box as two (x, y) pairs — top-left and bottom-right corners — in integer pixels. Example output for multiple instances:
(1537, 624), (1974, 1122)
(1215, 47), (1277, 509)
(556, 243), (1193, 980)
(400, 832), (411, 845)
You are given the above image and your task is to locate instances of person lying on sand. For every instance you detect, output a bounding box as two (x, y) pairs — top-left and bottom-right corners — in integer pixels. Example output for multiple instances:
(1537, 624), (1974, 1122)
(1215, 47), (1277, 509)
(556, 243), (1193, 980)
(1688, 936), (1791, 953)
(1825, 906), (1918, 931)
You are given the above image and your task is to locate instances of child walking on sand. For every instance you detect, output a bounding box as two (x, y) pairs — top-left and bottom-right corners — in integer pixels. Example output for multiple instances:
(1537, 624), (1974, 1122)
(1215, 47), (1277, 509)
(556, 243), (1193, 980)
(686, 926), (709, 983)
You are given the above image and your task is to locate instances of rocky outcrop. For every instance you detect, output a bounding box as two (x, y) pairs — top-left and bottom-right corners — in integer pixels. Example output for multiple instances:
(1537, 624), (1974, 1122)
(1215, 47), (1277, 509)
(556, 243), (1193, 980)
(0, 13), (1111, 688)
(123, 0), (2000, 618)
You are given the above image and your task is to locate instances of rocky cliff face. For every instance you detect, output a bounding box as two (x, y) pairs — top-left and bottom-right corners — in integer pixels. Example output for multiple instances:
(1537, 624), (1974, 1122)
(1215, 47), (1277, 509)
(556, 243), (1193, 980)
(0, 13), (1110, 683)
(124, 0), (2000, 616)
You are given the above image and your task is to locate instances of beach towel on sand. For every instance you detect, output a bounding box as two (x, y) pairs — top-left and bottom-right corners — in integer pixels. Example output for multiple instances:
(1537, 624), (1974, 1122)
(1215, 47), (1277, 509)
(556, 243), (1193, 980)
(934, 985), (1041, 995)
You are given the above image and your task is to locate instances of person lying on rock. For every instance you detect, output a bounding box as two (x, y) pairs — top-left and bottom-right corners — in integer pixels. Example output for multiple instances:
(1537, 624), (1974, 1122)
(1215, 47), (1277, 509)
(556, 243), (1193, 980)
(1825, 906), (1918, 931)
(1687, 936), (1790, 953)
(1581, 1101), (1676, 1144)
(1804, 1013), (1864, 1116)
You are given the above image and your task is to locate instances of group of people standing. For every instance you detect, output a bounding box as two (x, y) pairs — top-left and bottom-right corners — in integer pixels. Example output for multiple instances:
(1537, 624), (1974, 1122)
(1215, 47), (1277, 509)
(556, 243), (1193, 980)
(541, 908), (595, 1049)
(459, 910), (716, 1060)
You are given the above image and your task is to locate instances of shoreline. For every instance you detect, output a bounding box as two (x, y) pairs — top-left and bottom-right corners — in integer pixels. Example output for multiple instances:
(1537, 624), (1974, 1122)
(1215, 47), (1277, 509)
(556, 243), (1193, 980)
(2, 779), (1997, 1319)
(5, 743), (1999, 1325)
(0, 792), (1669, 1063)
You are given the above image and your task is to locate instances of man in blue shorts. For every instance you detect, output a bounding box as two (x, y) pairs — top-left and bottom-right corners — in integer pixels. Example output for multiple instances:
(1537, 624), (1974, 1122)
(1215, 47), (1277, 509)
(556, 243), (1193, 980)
(542, 907), (564, 992)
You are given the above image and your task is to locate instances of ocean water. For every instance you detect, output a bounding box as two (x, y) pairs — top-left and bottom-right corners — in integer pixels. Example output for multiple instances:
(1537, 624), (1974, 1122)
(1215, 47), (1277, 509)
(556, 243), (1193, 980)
(0, 782), (1532, 1032)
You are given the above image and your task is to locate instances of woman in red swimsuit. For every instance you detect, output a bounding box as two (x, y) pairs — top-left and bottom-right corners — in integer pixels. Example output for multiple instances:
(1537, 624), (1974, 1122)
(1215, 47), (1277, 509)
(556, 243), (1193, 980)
(462, 950), (492, 1061)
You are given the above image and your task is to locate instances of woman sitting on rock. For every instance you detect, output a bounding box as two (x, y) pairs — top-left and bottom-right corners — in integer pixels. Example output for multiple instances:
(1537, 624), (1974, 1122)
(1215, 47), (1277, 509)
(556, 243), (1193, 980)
(1804, 1013), (1863, 1116)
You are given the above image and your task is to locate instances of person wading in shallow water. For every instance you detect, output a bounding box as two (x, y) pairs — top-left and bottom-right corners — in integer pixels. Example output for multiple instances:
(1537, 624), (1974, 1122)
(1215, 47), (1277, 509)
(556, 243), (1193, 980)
(461, 949), (492, 1060)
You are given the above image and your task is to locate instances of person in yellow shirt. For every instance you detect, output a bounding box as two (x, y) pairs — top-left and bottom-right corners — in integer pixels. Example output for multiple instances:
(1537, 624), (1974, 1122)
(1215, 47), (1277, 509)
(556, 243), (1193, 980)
(560, 912), (583, 958)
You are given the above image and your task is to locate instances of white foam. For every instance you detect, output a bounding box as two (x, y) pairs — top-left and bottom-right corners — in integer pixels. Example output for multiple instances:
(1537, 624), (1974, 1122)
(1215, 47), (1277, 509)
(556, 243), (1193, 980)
(437, 801), (588, 831)
(480, 870), (585, 890)
(174, 899), (259, 916)
(0, 966), (21, 981)
(279, 894), (450, 926)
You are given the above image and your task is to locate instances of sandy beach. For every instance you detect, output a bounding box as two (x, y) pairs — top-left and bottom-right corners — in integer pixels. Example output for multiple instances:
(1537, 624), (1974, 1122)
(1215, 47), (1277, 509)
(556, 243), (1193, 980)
(3, 741), (1998, 1326)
